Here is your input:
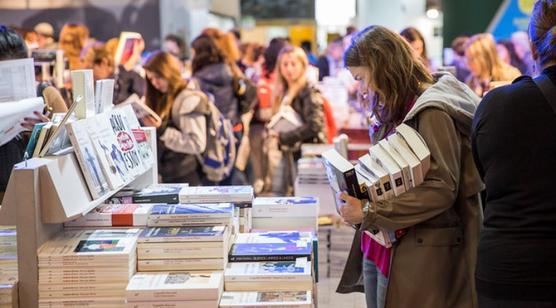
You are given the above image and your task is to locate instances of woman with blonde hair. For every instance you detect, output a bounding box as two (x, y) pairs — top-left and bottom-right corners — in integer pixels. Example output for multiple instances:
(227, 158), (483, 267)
(337, 25), (483, 308)
(465, 33), (521, 96)
(59, 23), (90, 70)
(270, 45), (327, 194)
(143, 51), (208, 185)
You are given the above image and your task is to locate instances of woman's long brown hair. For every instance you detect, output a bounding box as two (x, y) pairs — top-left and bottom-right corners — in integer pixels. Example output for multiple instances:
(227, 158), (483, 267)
(344, 25), (433, 126)
(143, 51), (187, 121)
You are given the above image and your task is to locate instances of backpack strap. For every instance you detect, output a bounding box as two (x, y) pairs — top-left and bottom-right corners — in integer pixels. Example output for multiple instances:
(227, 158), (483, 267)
(533, 74), (556, 116)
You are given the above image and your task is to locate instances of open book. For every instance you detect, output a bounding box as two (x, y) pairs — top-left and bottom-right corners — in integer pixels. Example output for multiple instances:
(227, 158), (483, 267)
(0, 97), (45, 147)
(117, 94), (161, 127)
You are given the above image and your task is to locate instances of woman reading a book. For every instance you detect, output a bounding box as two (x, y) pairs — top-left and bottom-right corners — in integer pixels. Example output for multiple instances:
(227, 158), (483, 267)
(270, 46), (327, 195)
(143, 51), (208, 186)
(472, 1), (556, 306)
(337, 25), (483, 308)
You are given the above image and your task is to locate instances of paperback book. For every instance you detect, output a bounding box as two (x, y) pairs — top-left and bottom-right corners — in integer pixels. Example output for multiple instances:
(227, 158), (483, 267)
(179, 186), (254, 204)
(108, 184), (188, 204)
(147, 203), (235, 226)
(64, 204), (154, 228)
(252, 197), (318, 218)
(125, 272), (223, 302)
(138, 226), (228, 243)
(219, 291), (312, 308)
(229, 232), (313, 262)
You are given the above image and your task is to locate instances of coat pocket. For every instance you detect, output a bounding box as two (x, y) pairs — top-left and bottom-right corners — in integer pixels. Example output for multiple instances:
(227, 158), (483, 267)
(414, 226), (463, 246)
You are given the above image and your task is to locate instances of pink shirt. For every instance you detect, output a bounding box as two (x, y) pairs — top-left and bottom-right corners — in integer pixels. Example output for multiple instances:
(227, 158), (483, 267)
(361, 232), (391, 277)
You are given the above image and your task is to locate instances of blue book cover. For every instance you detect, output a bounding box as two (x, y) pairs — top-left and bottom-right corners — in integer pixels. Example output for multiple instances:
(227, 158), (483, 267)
(258, 261), (305, 274)
(150, 203), (234, 216)
(236, 231), (314, 245)
(24, 122), (47, 158)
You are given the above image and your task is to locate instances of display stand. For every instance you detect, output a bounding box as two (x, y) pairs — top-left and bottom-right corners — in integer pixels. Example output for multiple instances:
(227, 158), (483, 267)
(0, 127), (157, 308)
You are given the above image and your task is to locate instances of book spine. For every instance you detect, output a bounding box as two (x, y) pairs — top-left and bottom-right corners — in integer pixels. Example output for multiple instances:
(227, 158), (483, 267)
(137, 235), (224, 243)
(125, 290), (218, 302)
(252, 205), (317, 218)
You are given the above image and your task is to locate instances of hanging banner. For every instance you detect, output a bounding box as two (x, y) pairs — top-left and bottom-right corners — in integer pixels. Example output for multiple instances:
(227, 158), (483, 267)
(488, 0), (534, 39)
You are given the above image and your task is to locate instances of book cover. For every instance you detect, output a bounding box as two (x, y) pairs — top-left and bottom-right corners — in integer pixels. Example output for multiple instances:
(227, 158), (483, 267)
(321, 148), (367, 212)
(138, 226), (228, 243)
(179, 186), (254, 204)
(225, 258), (311, 280)
(66, 119), (111, 199)
(87, 113), (130, 189)
(117, 104), (154, 169)
(267, 105), (303, 134)
(252, 197), (318, 218)
(125, 272), (223, 302)
(114, 32), (142, 67)
(71, 69), (95, 119)
(230, 232), (313, 262)
(107, 108), (146, 177)
(95, 79), (114, 114)
(219, 291), (312, 307)
(32, 123), (51, 157)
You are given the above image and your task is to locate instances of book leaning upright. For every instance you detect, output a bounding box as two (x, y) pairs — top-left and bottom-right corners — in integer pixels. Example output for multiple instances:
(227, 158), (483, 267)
(66, 118), (111, 200)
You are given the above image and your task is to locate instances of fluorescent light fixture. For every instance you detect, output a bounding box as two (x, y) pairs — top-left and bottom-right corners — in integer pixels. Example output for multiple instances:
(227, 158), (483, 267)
(426, 8), (440, 19)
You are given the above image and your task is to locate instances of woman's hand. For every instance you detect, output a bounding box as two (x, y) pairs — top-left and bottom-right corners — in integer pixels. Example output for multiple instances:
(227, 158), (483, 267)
(337, 191), (364, 225)
(21, 111), (50, 131)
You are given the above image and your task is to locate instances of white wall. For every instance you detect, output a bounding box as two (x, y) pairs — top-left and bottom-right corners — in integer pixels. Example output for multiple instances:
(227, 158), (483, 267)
(356, 0), (442, 67)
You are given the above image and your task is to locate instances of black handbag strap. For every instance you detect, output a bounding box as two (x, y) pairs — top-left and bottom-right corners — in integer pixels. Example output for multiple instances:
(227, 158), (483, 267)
(533, 74), (556, 116)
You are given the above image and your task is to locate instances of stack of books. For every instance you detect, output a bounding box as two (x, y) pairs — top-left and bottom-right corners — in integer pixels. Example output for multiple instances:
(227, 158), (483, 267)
(178, 186), (254, 235)
(137, 226), (231, 273)
(36, 229), (140, 307)
(0, 275), (17, 308)
(64, 203), (155, 228)
(224, 231), (316, 305)
(322, 123), (431, 247)
(125, 271), (223, 308)
(294, 157), (337, 216)
(0, 228), (17, 279)
(146, 203), (236, 228)
(108, 184), (188, 204)
(252, 197), (318, 233)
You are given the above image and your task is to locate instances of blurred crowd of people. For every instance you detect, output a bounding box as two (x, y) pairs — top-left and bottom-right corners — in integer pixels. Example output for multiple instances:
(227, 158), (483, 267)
(1, 20), (539, 197)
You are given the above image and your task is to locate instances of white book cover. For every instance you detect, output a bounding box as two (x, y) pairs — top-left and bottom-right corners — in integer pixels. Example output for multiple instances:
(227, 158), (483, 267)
(354, 164), (380, 202)
(117, 104), (154, 170)
(358, 154), (394, 199)
(125, 272), (223, 302)
(395, 123), (431, 177)
(107, 108), (147, 177)
(66, 118), (111, 199)
(87, 113), (130, 189)
(71, 69), (95, 119)
(224, 257), (311, 282)
(179, 186), (254, 204)
(387, 134), (424, 186)
(379, 139), (412, 190)
(63, 204), (153, 228)
(0, 96), (44, 147)
(252, 197), (318, 218)
(95, 79), (115, 114)
(219, 291), (312, 307)
(0, 58), (36, 103)
(369, 145), (406, 197)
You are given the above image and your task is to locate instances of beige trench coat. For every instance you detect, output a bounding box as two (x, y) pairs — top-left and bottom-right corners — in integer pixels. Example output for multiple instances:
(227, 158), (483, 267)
(337, 107), (484, 308)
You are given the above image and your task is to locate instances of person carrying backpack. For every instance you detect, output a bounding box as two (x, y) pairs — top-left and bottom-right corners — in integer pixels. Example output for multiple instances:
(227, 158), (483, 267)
(143, 51), (208, 185)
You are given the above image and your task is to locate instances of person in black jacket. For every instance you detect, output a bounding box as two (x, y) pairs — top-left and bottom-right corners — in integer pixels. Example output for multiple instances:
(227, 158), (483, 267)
(472, 1), (556, 306)
(316, 38), (344, 81)
(271, 45), (326, 194)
